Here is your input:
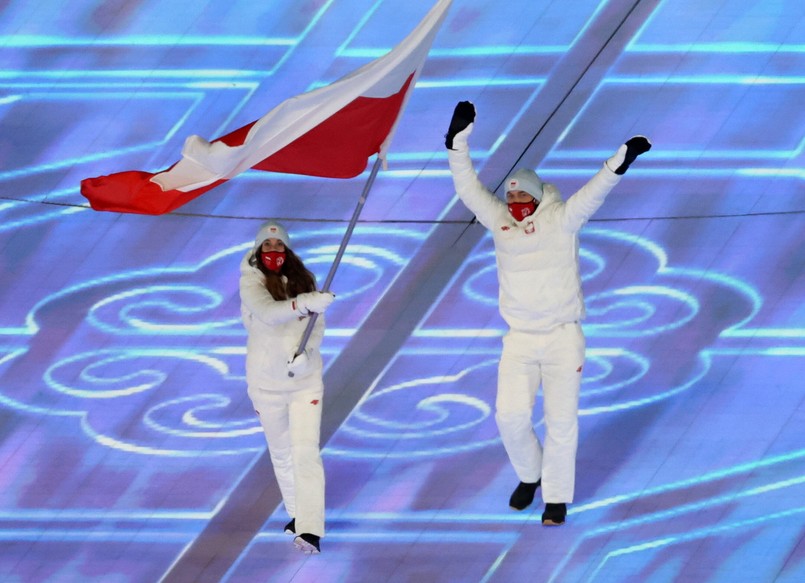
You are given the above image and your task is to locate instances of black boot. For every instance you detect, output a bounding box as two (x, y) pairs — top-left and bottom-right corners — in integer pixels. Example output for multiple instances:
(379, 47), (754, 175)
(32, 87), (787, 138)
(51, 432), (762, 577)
(541, 503), (567, 526)
(283, 518), (295, 534)
(294, 533), (321, 554)
(509, 480), (541, 510)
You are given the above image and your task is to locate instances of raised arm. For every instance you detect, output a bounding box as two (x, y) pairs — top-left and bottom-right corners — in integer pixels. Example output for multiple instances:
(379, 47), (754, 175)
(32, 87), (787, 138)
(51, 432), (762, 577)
(562, 136), (652, 232)
(445, 102), (506, 229)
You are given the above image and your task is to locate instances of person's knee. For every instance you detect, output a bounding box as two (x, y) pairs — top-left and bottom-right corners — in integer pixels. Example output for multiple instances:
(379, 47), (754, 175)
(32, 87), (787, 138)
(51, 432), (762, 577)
(292, 439), (322, 457)
(545, 417), (578, 442)
(268, 444), (293, 467)
(495, 383), (535, 413)
(292, 444), (324, 477)
(495, 409), (533, 432)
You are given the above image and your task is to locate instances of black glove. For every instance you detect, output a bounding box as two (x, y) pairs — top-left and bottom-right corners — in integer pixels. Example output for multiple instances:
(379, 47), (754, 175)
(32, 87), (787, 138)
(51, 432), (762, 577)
(445, 101), (476, 149)
(613, 136), (652, 175)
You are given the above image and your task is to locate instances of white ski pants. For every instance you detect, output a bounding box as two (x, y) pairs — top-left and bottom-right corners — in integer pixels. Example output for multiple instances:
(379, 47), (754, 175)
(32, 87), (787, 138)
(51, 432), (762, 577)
(495, 322), (585, 503)
(250, 386), (325, 537)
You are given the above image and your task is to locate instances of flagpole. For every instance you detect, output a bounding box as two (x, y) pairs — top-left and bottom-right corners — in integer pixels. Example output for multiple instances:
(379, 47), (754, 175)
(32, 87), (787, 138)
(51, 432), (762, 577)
(289, 155), (383, 376)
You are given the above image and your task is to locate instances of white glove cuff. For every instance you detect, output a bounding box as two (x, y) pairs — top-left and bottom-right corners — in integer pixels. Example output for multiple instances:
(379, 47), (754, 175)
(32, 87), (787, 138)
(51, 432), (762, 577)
(451, 124), (473, 151)
(606, 144), (627, 173)
(291, 299), (307, 317)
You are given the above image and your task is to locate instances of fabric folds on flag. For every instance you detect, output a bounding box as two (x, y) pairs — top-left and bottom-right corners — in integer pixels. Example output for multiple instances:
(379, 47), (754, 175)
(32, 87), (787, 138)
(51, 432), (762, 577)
(81, 0), (452, 215)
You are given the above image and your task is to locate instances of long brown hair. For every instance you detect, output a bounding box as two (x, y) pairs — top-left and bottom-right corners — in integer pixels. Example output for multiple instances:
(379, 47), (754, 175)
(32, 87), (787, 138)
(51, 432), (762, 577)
(252, 247), (317, 300)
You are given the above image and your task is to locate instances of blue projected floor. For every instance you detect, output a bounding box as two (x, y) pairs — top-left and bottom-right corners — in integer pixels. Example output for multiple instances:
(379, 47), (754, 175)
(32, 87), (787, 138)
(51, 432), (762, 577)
(1, 1), (804, 582)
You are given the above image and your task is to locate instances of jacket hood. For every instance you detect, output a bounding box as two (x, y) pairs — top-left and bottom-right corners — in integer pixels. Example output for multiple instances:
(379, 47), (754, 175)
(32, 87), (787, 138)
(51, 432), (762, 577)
(539, 183), (561, 205)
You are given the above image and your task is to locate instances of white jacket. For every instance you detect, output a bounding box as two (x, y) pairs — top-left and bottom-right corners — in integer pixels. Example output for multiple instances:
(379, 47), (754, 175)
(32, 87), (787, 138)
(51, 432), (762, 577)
(239, 251), (325, 392)
(448, 144), (621, 332)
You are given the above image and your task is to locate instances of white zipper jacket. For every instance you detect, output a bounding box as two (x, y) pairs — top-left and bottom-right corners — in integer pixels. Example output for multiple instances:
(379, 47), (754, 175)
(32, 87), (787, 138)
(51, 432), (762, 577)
(448, 142), (621, 332)
(239, 251), (325, 392)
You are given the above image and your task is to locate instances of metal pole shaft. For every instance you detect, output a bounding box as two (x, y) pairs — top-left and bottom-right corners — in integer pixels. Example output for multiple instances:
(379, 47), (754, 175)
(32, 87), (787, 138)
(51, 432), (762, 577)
(289, 156), (383, 375)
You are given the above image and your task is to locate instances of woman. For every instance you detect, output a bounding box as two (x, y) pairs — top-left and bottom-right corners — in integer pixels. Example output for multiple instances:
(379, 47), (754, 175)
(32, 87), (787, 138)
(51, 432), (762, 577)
(239, 220), (335, 554)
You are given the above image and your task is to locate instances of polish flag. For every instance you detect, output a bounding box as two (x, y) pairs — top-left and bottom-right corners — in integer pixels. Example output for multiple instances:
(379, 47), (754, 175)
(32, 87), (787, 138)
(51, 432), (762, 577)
(81, 0), (452, 215)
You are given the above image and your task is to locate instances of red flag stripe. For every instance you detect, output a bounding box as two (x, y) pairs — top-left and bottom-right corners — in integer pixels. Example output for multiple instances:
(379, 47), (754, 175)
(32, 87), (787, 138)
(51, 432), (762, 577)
(253, 74), (413, 178)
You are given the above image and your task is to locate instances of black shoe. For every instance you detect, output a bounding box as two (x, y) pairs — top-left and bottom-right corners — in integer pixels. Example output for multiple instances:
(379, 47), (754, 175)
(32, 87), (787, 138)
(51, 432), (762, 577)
(509, 480), (541, 510)
(283, 519), (295, 535)
(294, 533), (321, 554)
(542, 503), (567, 526)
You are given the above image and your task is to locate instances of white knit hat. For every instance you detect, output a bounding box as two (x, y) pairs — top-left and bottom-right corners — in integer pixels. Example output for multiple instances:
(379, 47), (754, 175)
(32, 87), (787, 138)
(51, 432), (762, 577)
(254, 220), (291, 250)
(504, 168), (544, 201)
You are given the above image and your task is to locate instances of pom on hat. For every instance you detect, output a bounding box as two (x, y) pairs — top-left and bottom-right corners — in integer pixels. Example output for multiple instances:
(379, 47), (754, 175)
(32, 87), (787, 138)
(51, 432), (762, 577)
(504, 168), (544, 201)
(254, 220), (291, 250)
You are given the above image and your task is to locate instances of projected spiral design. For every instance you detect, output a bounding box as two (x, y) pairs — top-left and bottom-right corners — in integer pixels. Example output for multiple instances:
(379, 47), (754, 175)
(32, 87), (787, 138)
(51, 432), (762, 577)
(87, 285), (237, 335)
(328, 360), (501, 459)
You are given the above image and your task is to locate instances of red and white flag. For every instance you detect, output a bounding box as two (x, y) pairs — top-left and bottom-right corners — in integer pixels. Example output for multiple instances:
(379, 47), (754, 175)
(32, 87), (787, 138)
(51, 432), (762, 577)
(81, 0), (452, 215)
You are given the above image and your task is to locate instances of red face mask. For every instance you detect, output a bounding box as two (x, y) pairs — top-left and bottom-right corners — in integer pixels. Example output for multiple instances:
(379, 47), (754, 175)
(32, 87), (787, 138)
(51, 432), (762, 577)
(508, 200), (537, 221)
(260, 251), (286, 272)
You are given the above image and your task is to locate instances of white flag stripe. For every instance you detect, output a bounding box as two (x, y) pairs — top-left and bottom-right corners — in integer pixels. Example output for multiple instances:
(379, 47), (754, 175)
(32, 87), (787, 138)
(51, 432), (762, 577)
(151, 0), (452, 193)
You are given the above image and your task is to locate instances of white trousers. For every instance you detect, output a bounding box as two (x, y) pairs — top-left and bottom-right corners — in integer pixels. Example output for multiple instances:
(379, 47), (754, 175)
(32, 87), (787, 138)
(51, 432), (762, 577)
(495, 322), (585, 503)
(250, 386), (325, 537)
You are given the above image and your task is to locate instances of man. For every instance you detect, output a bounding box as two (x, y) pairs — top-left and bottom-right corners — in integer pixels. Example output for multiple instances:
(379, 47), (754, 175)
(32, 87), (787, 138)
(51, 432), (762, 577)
(445, 101), (651, 525)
